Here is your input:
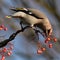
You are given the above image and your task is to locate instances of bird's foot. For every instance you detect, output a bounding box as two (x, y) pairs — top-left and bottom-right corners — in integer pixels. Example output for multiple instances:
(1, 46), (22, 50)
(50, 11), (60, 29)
(20, 21), (24, 30)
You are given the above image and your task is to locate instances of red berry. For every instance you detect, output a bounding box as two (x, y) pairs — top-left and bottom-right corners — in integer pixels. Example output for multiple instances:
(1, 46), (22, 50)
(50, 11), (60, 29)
(4, 27), (8, 31)
(41, 47), (46, 51)
(7, 52), (11, 56)
(37, 49), (43, 54)
(1, 55), (5, 60)
(9, 46), (13, 50)
(49, 44), (53, 48)
(2, 47), (7, 52)
(53, 38), (57, 42)
(0, 25), (4, 28)
(45, 40), (48, 43)
(7, 51), (12, 56)
(47, 37), (51, 41)
(0, 27), (3, 30)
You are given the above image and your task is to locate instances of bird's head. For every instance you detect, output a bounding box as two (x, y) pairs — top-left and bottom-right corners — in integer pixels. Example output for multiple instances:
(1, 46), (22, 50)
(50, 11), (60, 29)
(34, 21), (52, 37)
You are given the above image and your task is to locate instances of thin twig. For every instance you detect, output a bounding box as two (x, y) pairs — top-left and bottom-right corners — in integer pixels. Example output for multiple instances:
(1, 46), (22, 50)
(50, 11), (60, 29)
(0, 26), (30, 48)
(0, 25), (45, 48)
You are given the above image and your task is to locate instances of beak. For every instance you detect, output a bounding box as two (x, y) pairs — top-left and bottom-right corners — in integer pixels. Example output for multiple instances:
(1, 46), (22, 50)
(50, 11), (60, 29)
(48, 29), (52, 36)
(45, 29), (52, 37)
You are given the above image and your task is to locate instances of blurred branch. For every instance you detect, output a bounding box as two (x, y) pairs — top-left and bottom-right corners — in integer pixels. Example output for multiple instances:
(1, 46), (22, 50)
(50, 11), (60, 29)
(0, 26), (31, 48)
(0, 25), (44, 48)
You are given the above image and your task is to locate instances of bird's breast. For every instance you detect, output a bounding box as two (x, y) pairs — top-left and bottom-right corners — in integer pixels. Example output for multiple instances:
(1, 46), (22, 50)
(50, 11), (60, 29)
(24, 15), (39, 25)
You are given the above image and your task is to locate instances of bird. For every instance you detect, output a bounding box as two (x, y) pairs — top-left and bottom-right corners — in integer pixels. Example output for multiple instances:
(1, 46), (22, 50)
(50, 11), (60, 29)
(8, 8), (52, 37)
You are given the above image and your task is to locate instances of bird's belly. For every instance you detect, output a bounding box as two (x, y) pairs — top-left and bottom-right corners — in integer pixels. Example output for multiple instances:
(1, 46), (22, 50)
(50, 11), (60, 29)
(24, 15), (38, 25)
(20, 18), (30, 25)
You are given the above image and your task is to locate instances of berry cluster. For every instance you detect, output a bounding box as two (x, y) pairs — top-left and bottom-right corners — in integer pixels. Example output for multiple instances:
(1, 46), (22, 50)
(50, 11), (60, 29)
(37, 42), (46, 54)
(0, 25), (8, 31)
(45, 37), (57, 48)
(0, 16), (58, 57)
(37, 36), (57, 54)
(0, 42), (13, 60)
(37, 47), (46, 54)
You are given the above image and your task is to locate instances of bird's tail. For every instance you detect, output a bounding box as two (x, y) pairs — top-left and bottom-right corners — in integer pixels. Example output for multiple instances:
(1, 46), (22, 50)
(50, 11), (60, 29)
(10, 8), (25, 12)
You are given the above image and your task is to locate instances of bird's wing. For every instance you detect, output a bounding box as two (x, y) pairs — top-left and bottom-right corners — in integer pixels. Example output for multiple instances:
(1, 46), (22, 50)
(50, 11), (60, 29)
(10, 8), (26, 12)
(28, 8), (47, 19)
(11, 8), (47, 19)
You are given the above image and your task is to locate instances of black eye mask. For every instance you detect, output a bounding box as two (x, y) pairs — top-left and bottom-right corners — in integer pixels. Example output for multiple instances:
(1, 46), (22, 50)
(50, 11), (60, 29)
(22, 10), (43, 19)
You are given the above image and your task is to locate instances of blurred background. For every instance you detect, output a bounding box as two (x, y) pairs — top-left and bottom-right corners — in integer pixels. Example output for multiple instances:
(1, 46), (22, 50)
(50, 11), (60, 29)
(0, 0), (60, 60)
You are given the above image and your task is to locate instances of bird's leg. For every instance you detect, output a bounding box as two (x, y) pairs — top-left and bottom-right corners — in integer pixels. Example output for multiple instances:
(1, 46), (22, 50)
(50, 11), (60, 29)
(30, 25), (45, 37)
(30, 25), (39, 39)
(20, 21), (24, 30)
(46, 30), (49, 37)
(34, 29), (46, 38)
(31, 24), (36, 30)
(35, 29), (39, 40)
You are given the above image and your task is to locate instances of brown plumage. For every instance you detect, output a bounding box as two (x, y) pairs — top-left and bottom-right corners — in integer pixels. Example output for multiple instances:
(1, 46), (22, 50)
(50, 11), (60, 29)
(10, 8), (52, 36)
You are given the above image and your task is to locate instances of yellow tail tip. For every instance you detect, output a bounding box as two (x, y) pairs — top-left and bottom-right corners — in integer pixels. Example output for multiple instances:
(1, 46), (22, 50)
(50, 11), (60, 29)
(5, 16), (11, 18)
